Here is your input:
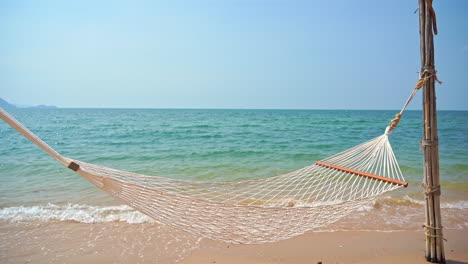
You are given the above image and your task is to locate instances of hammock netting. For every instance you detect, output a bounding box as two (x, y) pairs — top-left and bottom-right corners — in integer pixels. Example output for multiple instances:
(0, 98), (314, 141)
(0, 107), (407, 244)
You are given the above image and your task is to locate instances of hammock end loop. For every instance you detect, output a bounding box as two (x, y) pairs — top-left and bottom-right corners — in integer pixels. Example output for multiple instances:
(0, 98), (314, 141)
(384, 126), (393, 136)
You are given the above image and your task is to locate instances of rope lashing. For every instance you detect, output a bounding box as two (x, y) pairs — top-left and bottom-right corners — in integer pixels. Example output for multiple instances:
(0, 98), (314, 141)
(421, 183), (441, 196)
(422, 224), (446, 241)
(421, 67), (442, 85)
(421, 182), (444, 241)
(384, 69), (441, 135)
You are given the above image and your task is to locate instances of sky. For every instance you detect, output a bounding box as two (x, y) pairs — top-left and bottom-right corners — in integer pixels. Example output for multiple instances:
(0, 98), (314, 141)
(0, 0), (467, 110)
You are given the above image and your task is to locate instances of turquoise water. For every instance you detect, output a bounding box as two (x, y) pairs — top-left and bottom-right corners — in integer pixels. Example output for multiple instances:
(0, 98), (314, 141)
(0, 109), (467, 224)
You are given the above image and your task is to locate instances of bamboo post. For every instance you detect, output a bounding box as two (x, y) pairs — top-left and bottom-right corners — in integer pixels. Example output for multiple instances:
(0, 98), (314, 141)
(418, 0), (445, 263)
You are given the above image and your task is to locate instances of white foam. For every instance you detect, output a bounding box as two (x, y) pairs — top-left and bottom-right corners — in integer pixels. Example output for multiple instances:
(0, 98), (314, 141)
(356, 204), (374, 212)
(0, 203), (154, 224)
(401, 195), (425, 205)
(0, 199), (466, 225)
(441, 200), (468, 209)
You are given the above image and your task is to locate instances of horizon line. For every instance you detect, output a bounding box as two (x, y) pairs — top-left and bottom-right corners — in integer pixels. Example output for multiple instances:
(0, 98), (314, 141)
(6, 107), (468, 111)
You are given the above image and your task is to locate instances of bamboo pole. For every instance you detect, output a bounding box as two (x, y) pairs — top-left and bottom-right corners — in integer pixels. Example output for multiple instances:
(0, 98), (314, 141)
(418, 0), (445, 263)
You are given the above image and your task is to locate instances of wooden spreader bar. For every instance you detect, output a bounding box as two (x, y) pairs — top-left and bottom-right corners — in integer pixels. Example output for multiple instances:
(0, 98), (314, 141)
(315, 161), (408, 187)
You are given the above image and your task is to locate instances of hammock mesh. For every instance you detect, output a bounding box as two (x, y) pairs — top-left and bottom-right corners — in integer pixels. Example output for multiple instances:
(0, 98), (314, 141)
(0, 108), (406, 244)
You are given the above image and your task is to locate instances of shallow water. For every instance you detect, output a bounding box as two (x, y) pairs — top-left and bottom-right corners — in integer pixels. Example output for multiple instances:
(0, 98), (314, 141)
(0, 108), (467, 261)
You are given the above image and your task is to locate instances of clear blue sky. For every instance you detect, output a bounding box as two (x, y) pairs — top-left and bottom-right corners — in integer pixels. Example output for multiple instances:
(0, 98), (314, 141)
(1, 0), (467, 110)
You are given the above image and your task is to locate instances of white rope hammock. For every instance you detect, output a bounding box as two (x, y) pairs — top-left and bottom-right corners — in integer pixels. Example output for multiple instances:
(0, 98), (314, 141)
(1, 76), (435, 244)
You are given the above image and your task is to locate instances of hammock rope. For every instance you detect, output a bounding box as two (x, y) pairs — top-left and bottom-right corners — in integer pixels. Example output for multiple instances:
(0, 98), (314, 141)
(0, 76), (436, 244)
(385, 69), (440, 135)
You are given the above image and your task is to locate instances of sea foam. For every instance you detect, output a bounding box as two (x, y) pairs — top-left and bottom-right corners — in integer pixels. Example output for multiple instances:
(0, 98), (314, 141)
(1, 199), (466, 224)
(0, 203), (154, 224)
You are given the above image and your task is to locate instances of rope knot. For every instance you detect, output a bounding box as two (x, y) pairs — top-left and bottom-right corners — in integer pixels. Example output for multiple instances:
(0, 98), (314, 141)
(419, 68), (442, 86)
(389, 113), (402, 129)
(384, 113), (403, 135)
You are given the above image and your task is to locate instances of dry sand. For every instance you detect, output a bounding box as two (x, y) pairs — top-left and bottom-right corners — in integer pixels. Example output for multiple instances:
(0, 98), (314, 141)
(182, 229), (468, 264)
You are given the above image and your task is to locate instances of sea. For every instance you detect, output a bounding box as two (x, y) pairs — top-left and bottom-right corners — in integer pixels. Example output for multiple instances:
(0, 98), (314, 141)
(0, 108), (467, 263)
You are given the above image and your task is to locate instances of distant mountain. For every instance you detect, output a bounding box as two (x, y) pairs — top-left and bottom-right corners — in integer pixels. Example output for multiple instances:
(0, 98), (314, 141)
(0, 98), (16, 108)
(0, 98), (57, 109)
(31, 105), (58, 109)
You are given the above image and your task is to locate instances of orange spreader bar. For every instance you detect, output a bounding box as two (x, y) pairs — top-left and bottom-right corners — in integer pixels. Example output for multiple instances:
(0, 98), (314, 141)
(314, 161), (408, 188)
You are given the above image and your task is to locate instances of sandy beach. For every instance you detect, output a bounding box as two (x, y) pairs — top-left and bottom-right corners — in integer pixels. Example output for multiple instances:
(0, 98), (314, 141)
(1, 0), (467, 262)
(1, 219), (467, 264)
(182, 229), (468, 264)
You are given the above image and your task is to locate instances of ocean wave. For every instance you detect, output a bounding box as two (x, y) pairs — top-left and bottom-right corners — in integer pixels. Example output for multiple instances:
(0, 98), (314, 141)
(0, 203), (154, 224)
(375, 195), (425, 207)
(375, 196), (468, 209)
(1, 198), (466, 225)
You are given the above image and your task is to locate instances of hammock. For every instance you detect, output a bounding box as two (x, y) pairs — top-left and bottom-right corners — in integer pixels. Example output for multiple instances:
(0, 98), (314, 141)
(0, 76), (435, 244)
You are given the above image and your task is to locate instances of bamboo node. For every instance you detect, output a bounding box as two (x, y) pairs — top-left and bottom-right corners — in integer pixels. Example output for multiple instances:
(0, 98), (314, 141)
(422, 66), (435, 72)
(420, 139), (438, 147)
(421, 183), (441, 196)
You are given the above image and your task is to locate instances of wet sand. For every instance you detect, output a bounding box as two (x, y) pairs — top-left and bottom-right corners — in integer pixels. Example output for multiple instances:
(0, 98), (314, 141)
(0, 221), (201, 264)
(1, 220), (467, 264)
